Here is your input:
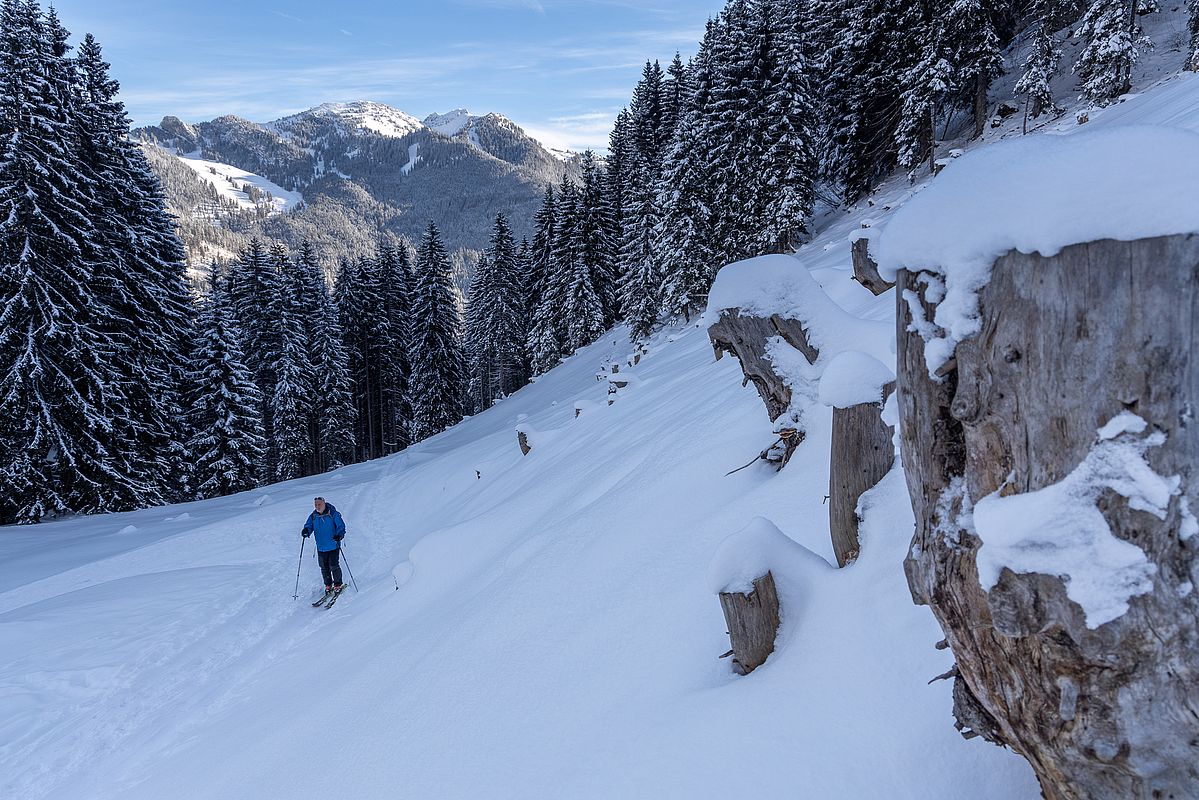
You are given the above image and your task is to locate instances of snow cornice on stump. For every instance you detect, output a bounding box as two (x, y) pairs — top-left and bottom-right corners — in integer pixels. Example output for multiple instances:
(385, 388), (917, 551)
(874, 125), (1199, 377)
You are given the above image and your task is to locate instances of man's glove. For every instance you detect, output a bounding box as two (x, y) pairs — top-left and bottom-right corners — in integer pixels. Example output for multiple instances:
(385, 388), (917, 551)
(301, 528), (311, 538)
(333, 534), (344, 541)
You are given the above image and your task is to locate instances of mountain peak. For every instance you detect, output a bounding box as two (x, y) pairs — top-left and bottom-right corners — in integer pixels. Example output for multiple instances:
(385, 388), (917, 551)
(423, 108), (474, 138)
(272, 100), (424, 139)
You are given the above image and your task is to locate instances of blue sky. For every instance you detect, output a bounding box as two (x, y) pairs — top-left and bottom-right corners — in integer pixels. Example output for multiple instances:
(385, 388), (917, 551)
(49, 0), (725, 151)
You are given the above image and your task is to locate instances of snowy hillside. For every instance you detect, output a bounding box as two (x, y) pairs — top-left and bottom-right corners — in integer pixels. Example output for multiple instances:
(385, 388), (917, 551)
(175, 153), (304, 216)
(0, 309), (1037, 798)
(6, 5), (1199, 797)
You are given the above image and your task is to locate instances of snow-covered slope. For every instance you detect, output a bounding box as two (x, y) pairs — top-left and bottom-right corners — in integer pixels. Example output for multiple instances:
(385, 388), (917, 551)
(0, 312), (1036, 798)
(7, 14), (1197, 800)
(175, 153), (304, 215)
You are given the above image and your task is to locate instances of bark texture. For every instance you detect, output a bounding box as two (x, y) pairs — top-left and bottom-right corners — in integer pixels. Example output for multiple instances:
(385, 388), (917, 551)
(718, 571), (781, 675)
(709, 308), (818, 467)
(897, 234), (1199, 800)
(708, 308), (818, 422)
(852, 237), (895, 296)
(829, 382), (895, 567)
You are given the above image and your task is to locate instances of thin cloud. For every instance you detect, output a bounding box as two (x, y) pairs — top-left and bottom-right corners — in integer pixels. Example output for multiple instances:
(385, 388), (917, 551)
(271, 10), (303, 23)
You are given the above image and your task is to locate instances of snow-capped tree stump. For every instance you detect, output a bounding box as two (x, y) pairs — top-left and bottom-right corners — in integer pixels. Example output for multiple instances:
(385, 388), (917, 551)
(718, 571), (781, 675)
(517, 430), (531, 456)
(897, 234), (1199, 800)
(708, 308), (818, 422)
(851, 237), (893, 296)
(828, 382), (895, 567)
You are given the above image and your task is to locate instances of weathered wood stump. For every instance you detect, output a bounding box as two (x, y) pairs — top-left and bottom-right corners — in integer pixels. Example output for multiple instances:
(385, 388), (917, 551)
(828, 382), (895, 567)
(708, 308), (818, 422)
(851, 237), (894, 296)
(897, 234), (1199, 800)
(517, 430), (531, 456)
(718, 571), (781, 675)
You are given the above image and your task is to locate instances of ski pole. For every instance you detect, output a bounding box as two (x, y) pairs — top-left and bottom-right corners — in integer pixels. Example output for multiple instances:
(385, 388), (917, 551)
(340, 543), (359, 592)
(292, 536), (306, 599)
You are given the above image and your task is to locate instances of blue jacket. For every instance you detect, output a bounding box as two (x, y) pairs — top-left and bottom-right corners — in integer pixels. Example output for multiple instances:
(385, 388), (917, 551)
(303, 504), (346, 552)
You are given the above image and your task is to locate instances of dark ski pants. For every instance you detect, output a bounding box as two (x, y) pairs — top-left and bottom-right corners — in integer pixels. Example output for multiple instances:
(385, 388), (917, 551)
(318, 548), (343, 587)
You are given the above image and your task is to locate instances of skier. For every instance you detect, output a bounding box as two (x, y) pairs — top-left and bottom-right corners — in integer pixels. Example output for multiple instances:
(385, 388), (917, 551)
(302, 496), (346, 602)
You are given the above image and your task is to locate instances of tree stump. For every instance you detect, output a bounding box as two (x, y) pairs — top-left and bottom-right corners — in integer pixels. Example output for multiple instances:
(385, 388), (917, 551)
(828, 382), (895, 567)
(851, 237), (894, 296)
(897, 234), (1199, 800)
(718, 571), (781, 675)
(708, 308), (818, 422)
(517, 430), (531, 456)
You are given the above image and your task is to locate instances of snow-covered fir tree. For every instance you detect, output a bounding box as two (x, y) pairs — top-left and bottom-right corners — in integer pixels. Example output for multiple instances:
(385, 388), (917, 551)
(1074, 0), (1146, 104)
(410, 223), (467, 440)
(72, 26), (195, 505)
(188, 266), (265, 499)
(229, 237), (280, 475)
(758, 0), (816, 253)
(336, 253), (389, 461)
(575, 152), (618, 327)
(376, 243), (415, 453)
(1016, 5), (1063, 123)
(526, 186), (561, 375)
(0, 0), (126, 521)
(652, 20), (722, 325)
(266, 244), (312, 481)
(296, 242), (356, 472)
(465, 251), (497, 410)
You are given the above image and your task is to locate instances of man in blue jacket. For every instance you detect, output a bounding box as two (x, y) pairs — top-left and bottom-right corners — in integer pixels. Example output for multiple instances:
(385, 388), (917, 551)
(302, 496), (346, 596)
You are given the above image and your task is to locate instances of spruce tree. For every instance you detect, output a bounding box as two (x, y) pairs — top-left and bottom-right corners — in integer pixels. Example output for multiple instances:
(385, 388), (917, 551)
(377, 243), (414, 452)
(576, 152), (617, 328)
(486, 215), (527, 394)
(760, 0), (817, 252)
(74, 31), (194, 504)
(1074, 0), (1144, 104)
(1189, 0), (1199, 70)
(229, 237), (280, 474)
(526, 187), (561, 375)
(0, 0), (124, 521)
(943, 0), (1004, 139)
(336, 253), (388, 460)
(296, 243), (356, 471)
(188, 267), (265, 499)
(654, 21), (721, 327)
(410, 223), (467, 440)
(266, 244), (311, 481)
(465, 251), (494, 411)
(1016, 7), (1063, 124)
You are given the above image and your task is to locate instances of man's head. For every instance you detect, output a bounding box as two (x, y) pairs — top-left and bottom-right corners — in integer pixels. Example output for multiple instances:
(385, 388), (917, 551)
(314, 497), (327, 513)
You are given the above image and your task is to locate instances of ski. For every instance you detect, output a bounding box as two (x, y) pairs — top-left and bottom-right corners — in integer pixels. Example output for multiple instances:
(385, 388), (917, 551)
(324, 585), (346, 609)
(311, 589), (334, 607)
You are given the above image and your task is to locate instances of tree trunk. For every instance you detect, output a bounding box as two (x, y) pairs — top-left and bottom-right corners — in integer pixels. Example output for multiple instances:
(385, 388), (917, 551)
(708, 309), (817, 423)
(829, 382), (895, 567)
(973, 72), (989, 139)
(851, 238), (894, 296)
(897, 234), (1199, 799)
(719, 571), (781, 675)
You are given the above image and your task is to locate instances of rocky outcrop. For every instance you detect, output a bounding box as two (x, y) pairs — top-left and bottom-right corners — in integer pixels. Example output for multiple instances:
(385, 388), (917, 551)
(897, 234), (1199, 799)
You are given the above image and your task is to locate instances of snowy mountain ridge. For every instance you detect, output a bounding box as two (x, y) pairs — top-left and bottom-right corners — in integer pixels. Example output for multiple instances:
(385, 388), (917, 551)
(270, 100), (425, 140)
(136, 99), (581, 262)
